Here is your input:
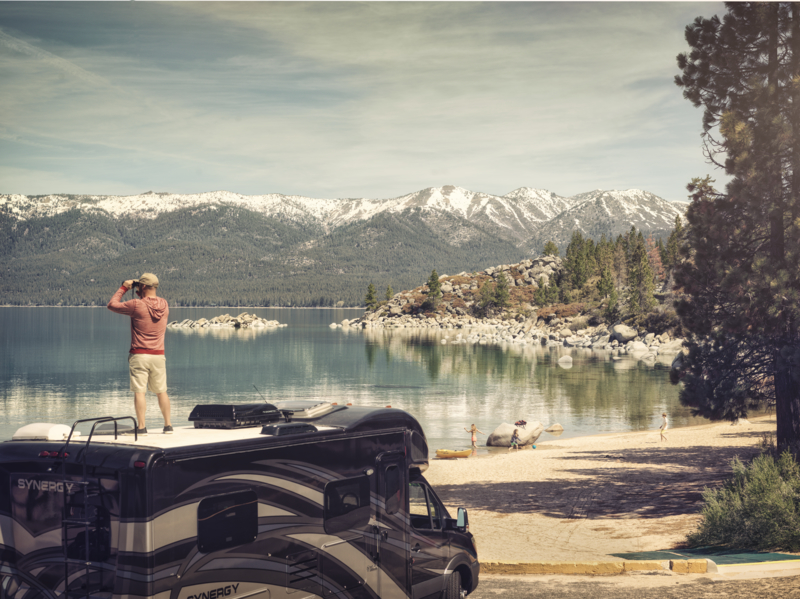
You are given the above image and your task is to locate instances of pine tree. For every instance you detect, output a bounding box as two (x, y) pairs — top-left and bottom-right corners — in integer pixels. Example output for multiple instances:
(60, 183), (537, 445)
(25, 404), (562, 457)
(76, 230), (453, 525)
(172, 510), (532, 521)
(598, 267), (614, 299)
(478, 279), (496, 312)
(546, 279), (560, 304)
(425, 269), (442, 308)
(626, 232), (655, 316)
(664, 215), (684, 269)
(565, 231), (590, 289)
(612, 237), (628, 289)
(646, 235), (665, 282)
(365, 283), (377, 310)
(385, 285), (394, 301)
(604, 288), (619, 322)
(494, 272), (510, 309)
(543, 241), (559, 257)
(674, 2), (800, 450)
(534, 277), (547, 306)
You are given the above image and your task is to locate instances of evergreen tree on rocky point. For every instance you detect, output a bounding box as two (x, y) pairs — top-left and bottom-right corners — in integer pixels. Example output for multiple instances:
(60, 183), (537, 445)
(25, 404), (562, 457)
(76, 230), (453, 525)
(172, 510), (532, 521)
(365, 283), (377, 310)
(674, 2), (800, 451)
(534, 277), (547, 306)
(478, 279), (496, 313)
(425, 269), (442, 309)
(543, 240), (559, 257)
(385, 285), (394, 301)
(494, 272), (510, 309)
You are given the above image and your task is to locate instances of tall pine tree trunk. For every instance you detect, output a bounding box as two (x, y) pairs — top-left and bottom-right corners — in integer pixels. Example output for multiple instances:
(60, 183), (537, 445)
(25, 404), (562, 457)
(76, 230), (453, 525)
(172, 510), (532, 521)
(792, 4), (800, 247)
(775, 345), (800, 453)
(775, 4), (800, 453)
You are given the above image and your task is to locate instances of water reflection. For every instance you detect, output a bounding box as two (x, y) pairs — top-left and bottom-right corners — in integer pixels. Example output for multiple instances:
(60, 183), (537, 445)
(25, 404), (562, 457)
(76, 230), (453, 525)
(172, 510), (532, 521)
(1, 308), (705, 454)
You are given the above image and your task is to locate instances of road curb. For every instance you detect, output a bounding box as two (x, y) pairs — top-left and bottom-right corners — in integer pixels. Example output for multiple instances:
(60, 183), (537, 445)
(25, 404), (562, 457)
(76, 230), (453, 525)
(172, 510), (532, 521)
(481, 559), (713, 576)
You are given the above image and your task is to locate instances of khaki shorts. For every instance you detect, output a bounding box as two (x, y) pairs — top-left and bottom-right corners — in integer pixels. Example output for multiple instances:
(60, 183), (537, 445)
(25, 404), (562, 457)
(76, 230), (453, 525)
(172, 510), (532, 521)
(128, 354), (167, 394)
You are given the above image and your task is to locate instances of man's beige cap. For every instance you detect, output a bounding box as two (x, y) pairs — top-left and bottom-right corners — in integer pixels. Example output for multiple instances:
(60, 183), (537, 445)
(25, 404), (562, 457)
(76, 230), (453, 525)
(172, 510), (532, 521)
(136, 273), (159, 288)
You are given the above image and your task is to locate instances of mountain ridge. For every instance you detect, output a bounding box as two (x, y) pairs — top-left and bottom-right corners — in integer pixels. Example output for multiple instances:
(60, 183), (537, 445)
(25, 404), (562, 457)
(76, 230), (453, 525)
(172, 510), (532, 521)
(0, 186), (687, 306)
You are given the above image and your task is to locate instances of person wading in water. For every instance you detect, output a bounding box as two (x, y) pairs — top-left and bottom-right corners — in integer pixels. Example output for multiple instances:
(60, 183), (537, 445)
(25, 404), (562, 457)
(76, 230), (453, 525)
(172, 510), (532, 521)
(107, 273), (172, 435)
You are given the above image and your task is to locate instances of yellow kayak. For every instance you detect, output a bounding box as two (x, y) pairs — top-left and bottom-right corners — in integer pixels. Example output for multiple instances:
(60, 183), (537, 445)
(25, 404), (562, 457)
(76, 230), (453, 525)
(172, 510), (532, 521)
(436, 449), (472, 459)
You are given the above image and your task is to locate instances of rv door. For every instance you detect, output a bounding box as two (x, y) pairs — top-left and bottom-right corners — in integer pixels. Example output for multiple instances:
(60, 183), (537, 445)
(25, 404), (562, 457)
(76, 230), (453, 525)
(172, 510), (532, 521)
(375, 452), (409, 599)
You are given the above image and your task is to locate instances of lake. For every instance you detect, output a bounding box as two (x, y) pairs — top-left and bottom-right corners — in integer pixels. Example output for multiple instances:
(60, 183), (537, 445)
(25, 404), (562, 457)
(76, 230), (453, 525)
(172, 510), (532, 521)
(0, 307), (705, 453)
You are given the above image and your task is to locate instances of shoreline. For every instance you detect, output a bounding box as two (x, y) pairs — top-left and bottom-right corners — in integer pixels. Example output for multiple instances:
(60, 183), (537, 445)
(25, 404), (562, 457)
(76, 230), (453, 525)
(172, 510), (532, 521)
(426, 415), (776, 563)
(0, 305), (366, 309)
(435, 414), (772, 460)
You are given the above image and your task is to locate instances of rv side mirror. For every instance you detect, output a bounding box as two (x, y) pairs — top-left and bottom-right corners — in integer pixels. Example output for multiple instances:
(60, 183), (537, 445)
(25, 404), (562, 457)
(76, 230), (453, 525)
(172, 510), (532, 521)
(457, 507), (469, 532)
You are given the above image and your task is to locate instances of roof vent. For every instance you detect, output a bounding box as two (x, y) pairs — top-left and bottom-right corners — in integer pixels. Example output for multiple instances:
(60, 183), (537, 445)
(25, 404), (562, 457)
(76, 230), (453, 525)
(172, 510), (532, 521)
(261, 423), (318, 436)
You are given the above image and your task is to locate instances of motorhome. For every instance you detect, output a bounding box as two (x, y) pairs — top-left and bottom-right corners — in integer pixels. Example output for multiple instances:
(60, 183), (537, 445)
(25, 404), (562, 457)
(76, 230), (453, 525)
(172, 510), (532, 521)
(0, 401), (479, 599)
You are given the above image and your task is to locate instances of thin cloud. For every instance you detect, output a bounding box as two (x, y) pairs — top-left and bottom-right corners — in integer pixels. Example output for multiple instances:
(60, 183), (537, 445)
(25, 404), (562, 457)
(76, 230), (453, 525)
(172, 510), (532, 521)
(0, 2), (727, 200)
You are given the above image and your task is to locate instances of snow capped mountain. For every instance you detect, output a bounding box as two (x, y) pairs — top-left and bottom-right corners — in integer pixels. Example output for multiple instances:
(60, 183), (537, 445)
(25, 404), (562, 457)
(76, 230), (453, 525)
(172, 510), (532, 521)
(525, 189), (686, 251)
(1, 186), (685, 248)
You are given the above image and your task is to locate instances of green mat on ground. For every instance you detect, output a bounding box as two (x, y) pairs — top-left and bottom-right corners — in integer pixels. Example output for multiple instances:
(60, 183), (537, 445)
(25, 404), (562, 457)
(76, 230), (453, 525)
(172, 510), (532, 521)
(611, 547), (800, 565)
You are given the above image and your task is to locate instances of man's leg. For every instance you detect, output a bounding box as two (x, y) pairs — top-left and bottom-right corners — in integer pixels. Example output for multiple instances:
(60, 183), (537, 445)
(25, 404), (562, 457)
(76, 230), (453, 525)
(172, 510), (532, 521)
(134, 392), (147, 429)
(157, 392), (171, 427)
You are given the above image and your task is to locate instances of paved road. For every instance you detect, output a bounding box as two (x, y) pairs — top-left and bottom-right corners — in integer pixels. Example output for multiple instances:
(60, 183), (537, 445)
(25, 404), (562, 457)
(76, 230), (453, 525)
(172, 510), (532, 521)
(470, 573), (800, 598)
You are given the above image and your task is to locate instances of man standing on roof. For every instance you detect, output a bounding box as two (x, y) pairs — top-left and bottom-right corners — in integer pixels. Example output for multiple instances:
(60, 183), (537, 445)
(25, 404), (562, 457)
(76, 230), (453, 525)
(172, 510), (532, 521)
(107, 273), (172, 436)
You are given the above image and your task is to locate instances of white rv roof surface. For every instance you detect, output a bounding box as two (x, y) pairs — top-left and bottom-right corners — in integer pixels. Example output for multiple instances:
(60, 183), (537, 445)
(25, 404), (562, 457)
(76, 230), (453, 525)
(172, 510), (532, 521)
(53, 425), (343, 450)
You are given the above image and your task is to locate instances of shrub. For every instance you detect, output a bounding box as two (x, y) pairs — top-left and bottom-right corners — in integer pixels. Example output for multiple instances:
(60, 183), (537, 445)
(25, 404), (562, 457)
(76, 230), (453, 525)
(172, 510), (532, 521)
(687, 450), (800, 551)
(637, 308), (682, 335)
(567, 316), (590, 332)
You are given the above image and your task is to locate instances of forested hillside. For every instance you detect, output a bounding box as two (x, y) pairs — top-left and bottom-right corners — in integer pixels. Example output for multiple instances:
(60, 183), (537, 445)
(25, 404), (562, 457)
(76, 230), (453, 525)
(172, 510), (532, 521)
(0, 205), (525, 306)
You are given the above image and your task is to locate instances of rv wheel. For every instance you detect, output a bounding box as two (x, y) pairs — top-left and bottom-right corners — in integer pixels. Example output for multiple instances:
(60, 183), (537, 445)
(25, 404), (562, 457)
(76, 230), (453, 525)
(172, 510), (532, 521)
(443, 570), (465, 599)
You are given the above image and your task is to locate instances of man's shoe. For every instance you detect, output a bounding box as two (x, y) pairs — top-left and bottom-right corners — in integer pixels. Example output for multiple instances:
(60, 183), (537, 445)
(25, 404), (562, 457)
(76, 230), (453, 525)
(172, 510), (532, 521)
(136, 427), (148, 436)
(163, 425), (174, 434)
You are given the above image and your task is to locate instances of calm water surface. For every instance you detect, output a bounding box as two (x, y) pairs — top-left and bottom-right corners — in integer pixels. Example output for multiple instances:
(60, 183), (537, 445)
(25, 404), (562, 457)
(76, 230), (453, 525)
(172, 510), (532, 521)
(0, 307), (705, 453)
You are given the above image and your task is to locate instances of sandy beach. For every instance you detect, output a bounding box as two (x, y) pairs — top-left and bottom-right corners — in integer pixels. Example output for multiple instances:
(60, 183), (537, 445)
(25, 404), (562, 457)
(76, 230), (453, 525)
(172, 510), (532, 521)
(426, 416), (777, 563)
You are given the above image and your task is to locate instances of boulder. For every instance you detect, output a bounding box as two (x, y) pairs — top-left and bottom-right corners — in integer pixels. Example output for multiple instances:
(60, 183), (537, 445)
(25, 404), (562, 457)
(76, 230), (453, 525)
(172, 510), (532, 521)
(629, 341), (648, 352)
(558, 355), (573, 368)
(486, 421), (544, 447)
(545, 423), (564, 432)
(610, 324), (638, 343)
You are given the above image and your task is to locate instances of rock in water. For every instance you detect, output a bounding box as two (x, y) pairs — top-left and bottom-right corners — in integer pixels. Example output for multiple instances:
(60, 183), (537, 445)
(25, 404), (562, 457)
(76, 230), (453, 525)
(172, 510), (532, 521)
(545, 423), (564, 433)
(486, 421), (544, 447)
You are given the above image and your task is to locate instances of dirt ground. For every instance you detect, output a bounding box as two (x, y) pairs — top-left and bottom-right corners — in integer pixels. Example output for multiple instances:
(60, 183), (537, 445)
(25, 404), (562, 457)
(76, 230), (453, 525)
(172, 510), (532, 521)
(425, 416), (778, 563)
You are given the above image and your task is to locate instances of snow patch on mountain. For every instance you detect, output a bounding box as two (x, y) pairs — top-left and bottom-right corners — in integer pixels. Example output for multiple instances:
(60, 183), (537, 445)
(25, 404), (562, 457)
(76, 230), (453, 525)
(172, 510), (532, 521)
(1, 186), (686, 249)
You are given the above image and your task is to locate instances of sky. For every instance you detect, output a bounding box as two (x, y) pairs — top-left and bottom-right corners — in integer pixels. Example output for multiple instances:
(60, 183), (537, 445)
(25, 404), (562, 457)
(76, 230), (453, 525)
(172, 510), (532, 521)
(0, 1), (727, 202)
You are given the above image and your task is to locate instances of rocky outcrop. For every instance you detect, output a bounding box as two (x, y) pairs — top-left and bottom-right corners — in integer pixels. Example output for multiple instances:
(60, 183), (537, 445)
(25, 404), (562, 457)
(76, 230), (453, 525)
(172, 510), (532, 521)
(335, 257), (684, 362)
(168, 312), (286, 329)
(486, 422), (544, 447)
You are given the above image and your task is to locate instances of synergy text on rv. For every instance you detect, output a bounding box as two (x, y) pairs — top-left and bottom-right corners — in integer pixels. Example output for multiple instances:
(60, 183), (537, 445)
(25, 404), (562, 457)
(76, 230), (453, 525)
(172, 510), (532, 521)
(186, 584), (240, 599)
(17, 478), (77, 493)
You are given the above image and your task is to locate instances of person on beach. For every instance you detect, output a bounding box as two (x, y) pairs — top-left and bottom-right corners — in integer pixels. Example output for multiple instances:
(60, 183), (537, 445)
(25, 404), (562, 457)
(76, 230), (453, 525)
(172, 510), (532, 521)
(659, 412), (668, 442)
(107, 273), (172, 436)
(509, 428), (521, 451)
(465, 424), (485, 449)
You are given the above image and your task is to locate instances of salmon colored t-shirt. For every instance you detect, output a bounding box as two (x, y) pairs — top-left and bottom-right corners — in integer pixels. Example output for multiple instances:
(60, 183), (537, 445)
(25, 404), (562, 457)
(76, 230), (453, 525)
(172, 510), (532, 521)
(107, 286), (169, 354)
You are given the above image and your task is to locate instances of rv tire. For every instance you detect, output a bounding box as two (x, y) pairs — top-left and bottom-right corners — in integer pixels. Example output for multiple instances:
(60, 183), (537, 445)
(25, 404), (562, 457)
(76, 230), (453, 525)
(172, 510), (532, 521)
(443, 569), (465, 599)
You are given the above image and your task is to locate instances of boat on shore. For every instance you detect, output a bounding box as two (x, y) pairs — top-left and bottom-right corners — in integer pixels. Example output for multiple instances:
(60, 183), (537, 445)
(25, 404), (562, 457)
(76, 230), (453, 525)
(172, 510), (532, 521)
(436, 448), (473, 459)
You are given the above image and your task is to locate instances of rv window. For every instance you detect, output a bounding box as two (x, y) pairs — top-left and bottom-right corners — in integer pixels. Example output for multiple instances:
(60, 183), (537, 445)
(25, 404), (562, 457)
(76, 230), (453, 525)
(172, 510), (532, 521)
(384, 464), (402, 515)
(323, 475), (370, 535)
(197, 490), (258, 553)
(408, 482), (431, 529)
(409, 482), (442, 530)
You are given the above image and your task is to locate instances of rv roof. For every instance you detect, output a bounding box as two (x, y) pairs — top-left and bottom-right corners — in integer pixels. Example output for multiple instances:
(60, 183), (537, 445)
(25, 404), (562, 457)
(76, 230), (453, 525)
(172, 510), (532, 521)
(7, 405), (427, 451)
